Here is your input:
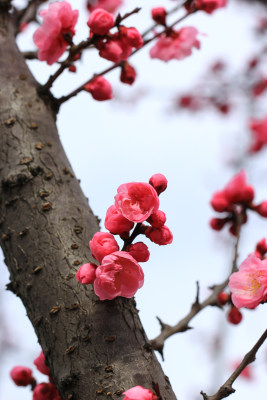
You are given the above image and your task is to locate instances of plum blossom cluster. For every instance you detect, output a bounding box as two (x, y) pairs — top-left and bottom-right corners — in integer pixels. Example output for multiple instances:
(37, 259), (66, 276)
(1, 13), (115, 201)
(76, 174), (173, 300)
(10, 351), (61, 400)
(33, 1), (142, 101)
(210, 170), (267, 235)
(30, 0), (230, 104)
(149, 0), (227, 62)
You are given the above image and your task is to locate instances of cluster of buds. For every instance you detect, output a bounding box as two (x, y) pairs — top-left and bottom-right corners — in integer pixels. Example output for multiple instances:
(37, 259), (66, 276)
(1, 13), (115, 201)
(210, 170), (267, 235)
(76, 174), (173, 300)
(10, 351), (60, 400)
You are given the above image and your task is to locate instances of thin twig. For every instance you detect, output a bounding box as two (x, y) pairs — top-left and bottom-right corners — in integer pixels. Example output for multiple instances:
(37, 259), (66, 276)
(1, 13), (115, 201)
(57, 10), (195, 106)
(42, 7), (143, 91)
(200, 328), (267, 400)
(150, 215), (242, 356)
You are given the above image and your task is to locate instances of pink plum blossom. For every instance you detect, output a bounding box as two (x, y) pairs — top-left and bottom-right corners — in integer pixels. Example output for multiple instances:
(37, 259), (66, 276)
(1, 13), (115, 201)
(229, 254), (267, 309)
(34, 351), (50, 376)
(115, 182), (159, 223)
(150, 27), (200, 62)
(89, 232), (119, 263)
(127, 242), (150, 262)
(33, 2), (79, 65)
(76, 263), (97, 284)
(105, 205), (134, 234)
(123, 385), (156, 400)
(94, 251), (144, 300)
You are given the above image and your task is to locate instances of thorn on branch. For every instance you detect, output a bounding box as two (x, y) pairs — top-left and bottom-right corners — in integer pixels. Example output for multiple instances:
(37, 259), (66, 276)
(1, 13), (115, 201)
(156, 316), (169, 330)
(115, 7), (142, 26)
(194, 280), (200, 305)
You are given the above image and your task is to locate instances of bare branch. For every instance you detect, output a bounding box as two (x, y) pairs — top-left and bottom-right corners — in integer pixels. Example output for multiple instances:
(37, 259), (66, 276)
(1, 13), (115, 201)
(57, 9), (195, 106)
(150, 212), (242, 355)
(200, 328), (267, 400)
(22, 50), (38, 60)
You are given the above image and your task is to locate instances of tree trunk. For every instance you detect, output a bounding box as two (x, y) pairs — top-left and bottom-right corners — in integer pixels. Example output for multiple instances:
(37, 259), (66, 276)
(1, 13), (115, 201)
(0, 7), (177, 400)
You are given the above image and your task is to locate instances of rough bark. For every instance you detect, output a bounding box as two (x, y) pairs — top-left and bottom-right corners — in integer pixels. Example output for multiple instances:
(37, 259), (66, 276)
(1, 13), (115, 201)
(0, 8), (177, 400)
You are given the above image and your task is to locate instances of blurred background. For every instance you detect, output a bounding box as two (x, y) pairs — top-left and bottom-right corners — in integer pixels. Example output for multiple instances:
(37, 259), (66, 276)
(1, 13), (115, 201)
(1, 0), (267, 399)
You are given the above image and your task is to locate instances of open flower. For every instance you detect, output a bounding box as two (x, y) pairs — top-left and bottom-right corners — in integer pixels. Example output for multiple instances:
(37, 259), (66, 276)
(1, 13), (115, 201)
(229, 254), (267, 308)
(150, 27), (200, 62)
(94, 251), (144, 300)
(33, 1), (78, 65)
(115, 182), (159, 223)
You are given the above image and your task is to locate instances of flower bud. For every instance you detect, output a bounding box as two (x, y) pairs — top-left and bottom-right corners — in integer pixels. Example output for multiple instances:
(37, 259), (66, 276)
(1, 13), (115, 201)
(76, 263), (97, 284)
(120, 63), (137, 85)
(255, 201), (267, 217)
(145, 225), (173, 245)
(10, 366), (33, 386)
(147, 210), (166, 228)
(256, 238), (267, 255)
(217, 292), (230, 306)
(33, 383), (60, 400)
(84, 76), (113, 101)
(209, 217), (226, 231)
(87, 9), (114, 35)
(34, 351), (50, 376)
(120, 26), (143, 48)
(149, 174), (167, 195)
(89, 232), (119, 263)
(127, 242), (150, 262)
(68, 65), (76, 72)
(105, 205), (134, 234)
(227, 307), (243, 325)
(99, 39), (123, 62)
(210, 191), (230, 212)
(151, 7), (167, 25)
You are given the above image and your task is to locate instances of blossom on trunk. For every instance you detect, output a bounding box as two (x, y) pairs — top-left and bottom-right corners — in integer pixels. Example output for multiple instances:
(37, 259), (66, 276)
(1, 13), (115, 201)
(94, 251), (144, 300)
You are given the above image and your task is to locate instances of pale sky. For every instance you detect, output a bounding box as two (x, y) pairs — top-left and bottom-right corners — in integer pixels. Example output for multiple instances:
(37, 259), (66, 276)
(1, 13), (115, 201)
(1, 1), (267, 399)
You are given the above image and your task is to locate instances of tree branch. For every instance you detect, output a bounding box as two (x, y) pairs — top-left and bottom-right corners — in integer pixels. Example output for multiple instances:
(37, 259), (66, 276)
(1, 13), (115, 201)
(57, 10), (195, 106)
(200, 328), (267, 400)
(150, 212), (242, 356)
